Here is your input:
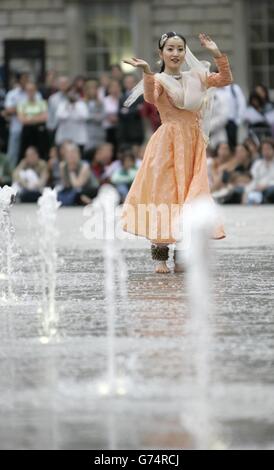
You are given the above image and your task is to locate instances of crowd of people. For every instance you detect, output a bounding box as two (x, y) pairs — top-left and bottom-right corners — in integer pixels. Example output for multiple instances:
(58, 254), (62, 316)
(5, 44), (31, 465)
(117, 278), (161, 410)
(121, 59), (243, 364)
(0, 63), (274, 206)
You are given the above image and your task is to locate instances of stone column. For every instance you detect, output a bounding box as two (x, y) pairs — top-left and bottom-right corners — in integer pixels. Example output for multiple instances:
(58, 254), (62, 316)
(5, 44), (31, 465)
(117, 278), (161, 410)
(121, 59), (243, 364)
(232, 0), (249, 96)
(65, 0), (85, 77)
(132, 0), (153, 70)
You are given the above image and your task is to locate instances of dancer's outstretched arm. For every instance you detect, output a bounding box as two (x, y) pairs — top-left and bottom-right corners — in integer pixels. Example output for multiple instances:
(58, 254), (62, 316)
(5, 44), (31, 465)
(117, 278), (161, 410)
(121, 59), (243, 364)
(122, 57), (163, 104)
(199, 32), (233, 88)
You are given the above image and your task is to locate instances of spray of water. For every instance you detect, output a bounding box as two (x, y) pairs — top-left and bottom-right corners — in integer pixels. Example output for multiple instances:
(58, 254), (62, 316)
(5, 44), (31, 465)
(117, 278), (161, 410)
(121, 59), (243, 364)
(90, 185), (129, 398)
(178, 197), (226, 449)
(0, 186), (17, 303)
(37, 188), (61, 341)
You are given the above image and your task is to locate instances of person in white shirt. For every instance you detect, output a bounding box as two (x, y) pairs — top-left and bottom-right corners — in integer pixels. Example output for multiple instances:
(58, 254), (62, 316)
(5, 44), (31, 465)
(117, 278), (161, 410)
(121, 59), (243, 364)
(55, 90), (89, 155)
(102, 79), (121, 158)
(47, 76), (70, 145)
(214, 83), (246, 150)
(244, 92), (272, 142)
(209, 90), (230, 150)
(244, 138), (274, 204)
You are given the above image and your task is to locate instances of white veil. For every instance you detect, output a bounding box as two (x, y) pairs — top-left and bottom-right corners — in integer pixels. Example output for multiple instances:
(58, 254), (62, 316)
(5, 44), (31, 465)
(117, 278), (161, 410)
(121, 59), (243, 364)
(123, 44), (216, 147)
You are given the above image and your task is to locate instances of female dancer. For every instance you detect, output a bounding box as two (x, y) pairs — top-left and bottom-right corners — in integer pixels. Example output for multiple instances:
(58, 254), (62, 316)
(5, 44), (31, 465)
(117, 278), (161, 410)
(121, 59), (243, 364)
(121, 32), (233, 273)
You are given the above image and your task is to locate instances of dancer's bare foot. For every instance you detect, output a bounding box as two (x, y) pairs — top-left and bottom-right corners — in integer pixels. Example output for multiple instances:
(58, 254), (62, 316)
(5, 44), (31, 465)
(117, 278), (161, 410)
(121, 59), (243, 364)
(155, 261), (170, 273)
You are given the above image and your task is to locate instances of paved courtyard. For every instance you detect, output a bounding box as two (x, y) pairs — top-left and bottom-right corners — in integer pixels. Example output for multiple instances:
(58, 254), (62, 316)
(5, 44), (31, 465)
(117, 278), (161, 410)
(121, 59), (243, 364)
(0, 204), (273, 450)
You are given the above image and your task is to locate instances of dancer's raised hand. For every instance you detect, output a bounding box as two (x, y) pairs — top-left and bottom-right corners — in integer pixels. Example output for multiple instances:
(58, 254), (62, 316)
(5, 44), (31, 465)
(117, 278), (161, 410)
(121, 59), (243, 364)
(199, 33), (218, 52)
(122, 57), (152, 73)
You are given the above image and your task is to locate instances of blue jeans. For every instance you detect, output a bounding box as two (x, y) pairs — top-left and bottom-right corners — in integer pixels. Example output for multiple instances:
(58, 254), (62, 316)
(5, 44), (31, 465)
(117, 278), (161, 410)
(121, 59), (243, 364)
(116, 183), (130, 202)
(58, 188), (80, 206)
(263, 185), (274, 203)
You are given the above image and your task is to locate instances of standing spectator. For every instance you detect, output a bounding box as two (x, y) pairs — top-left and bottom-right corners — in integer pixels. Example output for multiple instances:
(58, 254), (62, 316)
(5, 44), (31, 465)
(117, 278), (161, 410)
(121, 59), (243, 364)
(243, 138), (274, 204)
(39, 69), (58, 100)
(98, 73), (111, 101)
(102, 79), (121, 158)
(55, 90), (89, 155)
(118, 74), (145, 146)
(110, 64), (125, 91)
(58, 143), (99, 206)
(84, 80), (106, 155)
(0, 78), (8, 151)
(47, 76), (70, 147)
(140, 101), (161, 135)
(254, 84), (274, 114)
(254, 84), (274, 136)
(72, 75), (86, 99)
(103, 144), (130, 181)
(12, 146), (48, 202)
(0, 138), (12, 186)
(18, 81), (48, 160)
(244, 92), (272, 142)
(209, 90), (230, 149)
(216, 83), (247, 150)
(4, 72), (32, 169)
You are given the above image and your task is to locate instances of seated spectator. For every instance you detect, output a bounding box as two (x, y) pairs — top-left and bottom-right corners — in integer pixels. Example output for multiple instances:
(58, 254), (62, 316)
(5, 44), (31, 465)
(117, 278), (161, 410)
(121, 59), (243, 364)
(219, 143), (252, 178)
(90, 142), (114, 183)
(58, 142), (99, 206)
(0, 139), (12, 186)
(17, 81), (48, 161)
(55, 90), (89, 155)
(84, 80), (106, 154)
(132, 143), (145, 168)
(244, 136), (261, 163)
(58, 139), (74, 161)
(47, 145), (61, 188)
(211, 144), (252, 203)
(207, 142), (233, 192)
(103, 144), (132, 181)
(12, 146), (48, 203)
(243, 138), (274, 204)
(110, 151), (138, 202)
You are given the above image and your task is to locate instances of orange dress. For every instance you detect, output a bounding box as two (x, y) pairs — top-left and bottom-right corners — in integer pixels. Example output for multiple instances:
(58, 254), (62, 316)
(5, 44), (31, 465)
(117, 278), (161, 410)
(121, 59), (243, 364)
(121, 54), (233, 244)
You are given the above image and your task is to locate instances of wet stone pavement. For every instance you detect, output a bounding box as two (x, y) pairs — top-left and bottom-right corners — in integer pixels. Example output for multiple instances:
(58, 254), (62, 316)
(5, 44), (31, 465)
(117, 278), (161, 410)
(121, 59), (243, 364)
(0, 204), (273, 450)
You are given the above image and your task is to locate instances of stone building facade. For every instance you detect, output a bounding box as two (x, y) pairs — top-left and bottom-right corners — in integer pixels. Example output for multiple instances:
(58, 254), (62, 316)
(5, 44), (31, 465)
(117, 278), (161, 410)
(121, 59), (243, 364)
(0, 0), (273, 97)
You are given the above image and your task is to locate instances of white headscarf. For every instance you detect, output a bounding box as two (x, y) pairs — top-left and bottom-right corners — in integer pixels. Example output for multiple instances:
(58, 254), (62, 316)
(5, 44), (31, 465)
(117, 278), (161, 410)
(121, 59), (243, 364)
(123, 43), (216, 147)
